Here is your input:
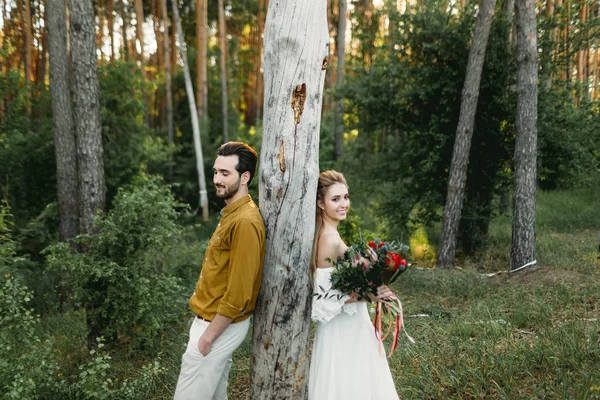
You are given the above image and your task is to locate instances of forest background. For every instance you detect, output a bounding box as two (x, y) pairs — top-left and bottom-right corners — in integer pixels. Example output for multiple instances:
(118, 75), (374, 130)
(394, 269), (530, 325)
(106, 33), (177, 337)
(0, 0), (599, 398)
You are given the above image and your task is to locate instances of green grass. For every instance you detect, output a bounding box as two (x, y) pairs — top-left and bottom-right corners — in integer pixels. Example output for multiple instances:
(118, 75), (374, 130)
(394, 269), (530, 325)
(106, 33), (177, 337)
(221, 184), (600, 399)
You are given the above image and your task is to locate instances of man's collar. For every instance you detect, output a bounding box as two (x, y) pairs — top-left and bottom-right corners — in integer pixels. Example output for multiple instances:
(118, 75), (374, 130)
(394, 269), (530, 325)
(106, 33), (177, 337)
(221, 194), (252, 217)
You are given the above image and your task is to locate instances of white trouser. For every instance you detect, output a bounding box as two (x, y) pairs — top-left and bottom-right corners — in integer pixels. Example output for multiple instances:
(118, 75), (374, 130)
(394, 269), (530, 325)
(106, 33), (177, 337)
(173, 317), (250, 400)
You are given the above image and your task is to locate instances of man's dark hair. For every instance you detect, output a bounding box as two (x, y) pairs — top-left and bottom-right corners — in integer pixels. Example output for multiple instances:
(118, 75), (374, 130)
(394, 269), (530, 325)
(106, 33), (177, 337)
(217, 141), (258, 185)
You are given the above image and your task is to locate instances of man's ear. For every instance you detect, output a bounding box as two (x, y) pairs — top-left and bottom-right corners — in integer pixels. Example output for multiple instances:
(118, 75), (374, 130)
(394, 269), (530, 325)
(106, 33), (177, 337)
(241, 171), (251, 185)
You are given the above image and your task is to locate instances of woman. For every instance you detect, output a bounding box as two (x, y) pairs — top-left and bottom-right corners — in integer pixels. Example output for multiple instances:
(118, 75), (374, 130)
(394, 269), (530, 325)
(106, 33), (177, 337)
(308, 170), (400, 400)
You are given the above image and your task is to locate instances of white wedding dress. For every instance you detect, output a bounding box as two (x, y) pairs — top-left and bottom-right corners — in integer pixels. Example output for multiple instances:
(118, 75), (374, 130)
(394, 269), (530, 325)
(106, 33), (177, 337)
(309, 267), (400, 400)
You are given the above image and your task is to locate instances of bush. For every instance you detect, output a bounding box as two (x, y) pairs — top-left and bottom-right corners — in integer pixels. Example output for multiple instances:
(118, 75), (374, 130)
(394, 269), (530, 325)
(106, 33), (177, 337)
(0, 276), (59, 399)
(45, 178), (189, 348)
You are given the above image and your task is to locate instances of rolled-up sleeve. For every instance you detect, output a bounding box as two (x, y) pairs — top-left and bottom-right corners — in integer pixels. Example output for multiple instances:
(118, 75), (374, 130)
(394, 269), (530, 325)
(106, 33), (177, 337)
(217, 218), (264, 319)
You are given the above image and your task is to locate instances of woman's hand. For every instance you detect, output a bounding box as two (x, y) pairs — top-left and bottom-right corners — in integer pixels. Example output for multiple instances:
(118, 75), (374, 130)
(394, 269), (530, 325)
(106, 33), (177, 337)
(368, 285), (395, 302)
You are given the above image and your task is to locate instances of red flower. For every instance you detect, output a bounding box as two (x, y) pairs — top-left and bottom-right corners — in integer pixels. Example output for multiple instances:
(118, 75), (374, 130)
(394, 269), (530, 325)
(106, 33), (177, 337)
(368, 241), (377, 249)
(385, 252), (402, 271)
(378, 242), (385, 248)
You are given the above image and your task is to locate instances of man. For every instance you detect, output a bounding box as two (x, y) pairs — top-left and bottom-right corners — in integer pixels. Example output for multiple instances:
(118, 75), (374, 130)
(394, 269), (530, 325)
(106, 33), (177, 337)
(174, 142), (266, 400)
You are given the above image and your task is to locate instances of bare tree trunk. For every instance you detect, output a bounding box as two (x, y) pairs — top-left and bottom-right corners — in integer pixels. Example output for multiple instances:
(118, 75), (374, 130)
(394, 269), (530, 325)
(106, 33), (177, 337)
(134, 0), (144, 61)
(119, 0), (129, 61)
(250, 0), (329, 397)
(70, 0), (106, 236)
(37, 2), (48, 85)
(511, 0), (538, 270)
(196, 0), (208, 119)
(255, 0), (266, 123)
(97, 0), (105, 60)
(161, 0), (174, 180)
(48, 0), (78, 242)
(107, 0), (115, 61)
(333, 0), (347, 160)
(436, 0), (497, 269)
(171, 0), (209, 221)
(23, 0), (33, 113)
(217, 0), (229, 142)
(502, 0), (516, 42)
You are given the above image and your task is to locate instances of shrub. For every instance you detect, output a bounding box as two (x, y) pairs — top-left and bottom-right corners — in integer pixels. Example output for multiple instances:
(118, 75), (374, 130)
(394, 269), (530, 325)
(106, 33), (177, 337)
(45, 178), (189, 348)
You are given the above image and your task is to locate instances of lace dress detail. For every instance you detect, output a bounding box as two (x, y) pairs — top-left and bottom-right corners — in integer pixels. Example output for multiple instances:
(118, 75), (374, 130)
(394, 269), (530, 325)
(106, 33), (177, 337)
(309, 268), (399, 400)
(311, 268), (357, 323)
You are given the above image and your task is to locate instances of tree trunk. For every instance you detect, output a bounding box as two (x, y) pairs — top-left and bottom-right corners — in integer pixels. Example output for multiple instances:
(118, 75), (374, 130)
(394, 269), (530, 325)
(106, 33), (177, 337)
(48, 0), (78, 242)
(255, 0), (266, 123)
(250, 0), (329, 397)
(502, 0), (516, 42)
(196, 0), (208, 119)
(120, 0), (129, 61)
(107, 0), (115, 61)
(511, 0), (538, 270)
(134, 0), (144, 61)
(23, 0), (33, 113)
(171, 0), (209, 221)
(70, 0), (106, 236)
(217, 0), (229, 142)
(161, 0), (174, 180)
(333, 0), (347, 160)
(36, 2), (48, 85)
(97, 0), (105, 60)
(436, 0), (497, 269)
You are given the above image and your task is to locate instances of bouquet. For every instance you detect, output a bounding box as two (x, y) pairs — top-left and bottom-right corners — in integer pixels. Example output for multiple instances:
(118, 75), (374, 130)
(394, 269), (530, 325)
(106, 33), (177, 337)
(327, 238), (415, 356)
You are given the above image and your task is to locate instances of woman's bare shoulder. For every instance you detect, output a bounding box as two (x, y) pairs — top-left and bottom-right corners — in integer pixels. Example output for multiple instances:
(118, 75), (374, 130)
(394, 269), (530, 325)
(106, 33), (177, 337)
(316, 230), (346, 268)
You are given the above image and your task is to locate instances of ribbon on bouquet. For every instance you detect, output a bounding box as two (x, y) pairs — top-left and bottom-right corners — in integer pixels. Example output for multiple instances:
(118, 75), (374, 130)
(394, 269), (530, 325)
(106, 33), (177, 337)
(373, 296), (415, 357)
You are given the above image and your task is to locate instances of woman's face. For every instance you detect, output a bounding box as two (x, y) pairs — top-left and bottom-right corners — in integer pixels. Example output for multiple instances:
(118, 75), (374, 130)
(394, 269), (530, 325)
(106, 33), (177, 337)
(319, 183), (350, 222)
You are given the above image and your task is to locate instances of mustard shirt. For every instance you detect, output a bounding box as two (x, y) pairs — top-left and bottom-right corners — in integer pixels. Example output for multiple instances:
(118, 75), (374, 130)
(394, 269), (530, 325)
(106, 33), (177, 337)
(189, 195), (266, 323)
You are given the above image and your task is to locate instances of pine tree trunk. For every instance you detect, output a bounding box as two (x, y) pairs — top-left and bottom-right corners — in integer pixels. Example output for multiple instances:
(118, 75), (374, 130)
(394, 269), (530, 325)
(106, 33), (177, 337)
(70, 0), (106, 236)
(108, 0), (115, 61)
(218, 0), (229, 142)
(249, 0), (329, 397)
(48, 0), (78, 242)
(23, 0), (33, 113)
(171, 0), (209, 221)
(37, 2), (48, 85)
(255, 0), (266, 123)
(196, 0), (208, 119)
(161, 0), (174, 181)
(511, 0), (538, 270)
(134, 0), (144, 61)
(436, 0), (497, 269)
(333, 0), (347, 160)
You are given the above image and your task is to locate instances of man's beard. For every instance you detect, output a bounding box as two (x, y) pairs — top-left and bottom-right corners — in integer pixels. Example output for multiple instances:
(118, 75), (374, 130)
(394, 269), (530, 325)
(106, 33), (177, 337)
(215, 177), (241, 200)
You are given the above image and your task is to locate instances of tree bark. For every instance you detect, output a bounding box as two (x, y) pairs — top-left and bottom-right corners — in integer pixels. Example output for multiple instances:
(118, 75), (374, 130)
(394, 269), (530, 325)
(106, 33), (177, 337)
(217, 0), (229, 142)
(36, 2), (48, 85)
(436, 0), (497, 269)
(511, 0), (538, 270)
(250, 0), (329, 398)
(333, 0), (347, 160)
(134, 0), (144, 61)
(70, 0), (106, 236)
(48, 0), (78, 242)
(172, 0), (209, 221)
(196, 0), (208, 119)
(23, 0), (33, 113)
(161, 0), (174, 180)
(107, 0), (115, 61)
(255, 0), (266, 123)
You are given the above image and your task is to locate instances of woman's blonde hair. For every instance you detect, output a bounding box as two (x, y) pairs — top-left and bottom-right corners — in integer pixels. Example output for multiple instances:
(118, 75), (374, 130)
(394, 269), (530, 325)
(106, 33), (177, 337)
(310, 170), (348, 278)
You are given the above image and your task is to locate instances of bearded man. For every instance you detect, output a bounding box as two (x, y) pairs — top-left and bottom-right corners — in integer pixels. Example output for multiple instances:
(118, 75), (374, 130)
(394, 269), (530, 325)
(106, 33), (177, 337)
(174, 142), (266, 400)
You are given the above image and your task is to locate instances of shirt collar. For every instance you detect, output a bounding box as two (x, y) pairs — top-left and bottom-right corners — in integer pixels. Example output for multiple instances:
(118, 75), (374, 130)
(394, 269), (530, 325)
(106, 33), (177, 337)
(220, 194), (252, 217)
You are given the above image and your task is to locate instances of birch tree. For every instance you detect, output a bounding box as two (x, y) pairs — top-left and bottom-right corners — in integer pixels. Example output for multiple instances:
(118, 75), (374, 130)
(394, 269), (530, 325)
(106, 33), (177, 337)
(511, 0), (538, 270)
(250, 0), (329, 397)
(171, 0), (209, 221)
(436, 0), (497, 269)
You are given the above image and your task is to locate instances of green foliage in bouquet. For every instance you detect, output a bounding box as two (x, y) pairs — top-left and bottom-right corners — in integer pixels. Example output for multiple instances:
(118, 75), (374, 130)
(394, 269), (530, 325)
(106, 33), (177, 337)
(328, 237), (411, 301)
